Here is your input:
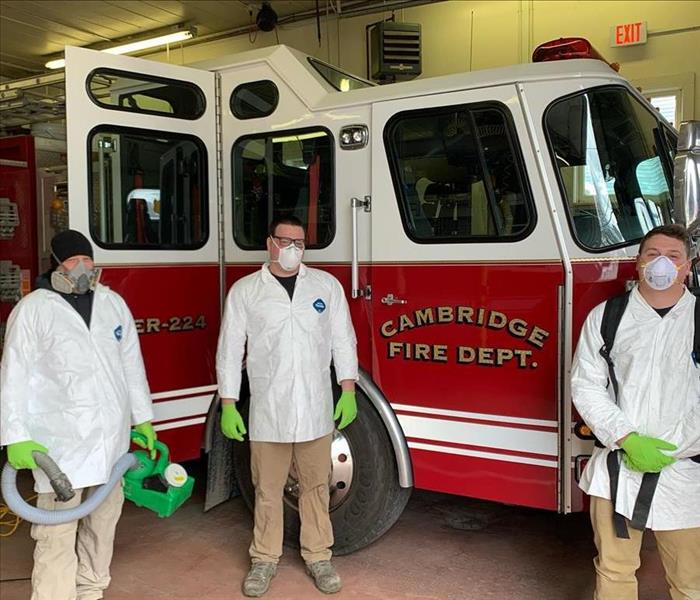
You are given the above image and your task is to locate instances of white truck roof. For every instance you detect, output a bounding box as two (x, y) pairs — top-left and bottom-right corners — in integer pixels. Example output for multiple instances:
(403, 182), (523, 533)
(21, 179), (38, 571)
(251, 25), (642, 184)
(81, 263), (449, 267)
(193, 44), (627, 111)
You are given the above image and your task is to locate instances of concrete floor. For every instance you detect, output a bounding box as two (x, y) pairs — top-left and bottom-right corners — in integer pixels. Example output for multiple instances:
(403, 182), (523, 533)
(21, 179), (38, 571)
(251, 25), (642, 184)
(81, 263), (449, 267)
(1, 460), (670, 600)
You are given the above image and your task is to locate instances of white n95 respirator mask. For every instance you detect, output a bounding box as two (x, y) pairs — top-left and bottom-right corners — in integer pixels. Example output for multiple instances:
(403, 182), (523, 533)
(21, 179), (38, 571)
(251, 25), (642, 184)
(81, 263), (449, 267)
(641, 255), (682, 291)
(271, 238), (304, 272)
(278, 245), (303, 271)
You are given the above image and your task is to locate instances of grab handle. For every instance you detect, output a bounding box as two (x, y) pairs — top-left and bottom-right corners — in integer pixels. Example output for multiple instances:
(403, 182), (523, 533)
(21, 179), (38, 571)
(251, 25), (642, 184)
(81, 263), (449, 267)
(351, 196), (371, 299)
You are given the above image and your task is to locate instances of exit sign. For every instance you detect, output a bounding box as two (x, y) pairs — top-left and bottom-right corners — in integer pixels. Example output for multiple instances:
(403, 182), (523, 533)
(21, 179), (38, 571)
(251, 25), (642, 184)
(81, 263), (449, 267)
(610, 21), (647, 47)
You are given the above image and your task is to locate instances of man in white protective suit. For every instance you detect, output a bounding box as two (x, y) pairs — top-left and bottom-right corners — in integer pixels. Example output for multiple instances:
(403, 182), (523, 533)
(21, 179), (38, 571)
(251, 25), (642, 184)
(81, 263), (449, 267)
(572, 224), (700, 600)
(0, 229), (156, 600)
(216, 215), (358, 597)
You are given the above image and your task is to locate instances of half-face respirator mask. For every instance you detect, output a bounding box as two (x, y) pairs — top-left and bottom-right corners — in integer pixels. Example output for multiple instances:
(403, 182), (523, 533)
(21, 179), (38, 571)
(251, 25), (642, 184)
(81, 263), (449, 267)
(51, 256), (101, 294)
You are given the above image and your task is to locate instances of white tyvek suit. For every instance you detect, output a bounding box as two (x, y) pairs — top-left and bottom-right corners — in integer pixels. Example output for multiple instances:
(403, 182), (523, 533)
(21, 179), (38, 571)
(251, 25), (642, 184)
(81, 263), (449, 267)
(572, 286), (700, 530)
(216, 263), (358, 442)
(0, 284), (153, 493)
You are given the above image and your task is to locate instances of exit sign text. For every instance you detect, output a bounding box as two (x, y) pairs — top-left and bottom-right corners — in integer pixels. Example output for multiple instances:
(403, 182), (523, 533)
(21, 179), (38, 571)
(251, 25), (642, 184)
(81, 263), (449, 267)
(610, 21), (647, 47)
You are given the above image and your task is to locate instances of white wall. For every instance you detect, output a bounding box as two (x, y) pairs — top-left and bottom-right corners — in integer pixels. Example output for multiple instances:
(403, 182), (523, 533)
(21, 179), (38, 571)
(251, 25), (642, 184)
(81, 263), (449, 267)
(143, 0), (700, 118)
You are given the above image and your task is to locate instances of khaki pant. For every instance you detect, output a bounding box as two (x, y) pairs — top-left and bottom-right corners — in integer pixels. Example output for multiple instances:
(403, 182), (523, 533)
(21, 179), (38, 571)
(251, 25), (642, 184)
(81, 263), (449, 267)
(249, 434), (333, 564)
(590, 496), (700, 600)
(30, 482), (124, 600)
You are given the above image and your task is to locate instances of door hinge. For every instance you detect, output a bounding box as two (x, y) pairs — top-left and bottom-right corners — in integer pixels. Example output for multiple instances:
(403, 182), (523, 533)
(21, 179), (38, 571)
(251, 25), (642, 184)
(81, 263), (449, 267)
(352, 195), (371, 212)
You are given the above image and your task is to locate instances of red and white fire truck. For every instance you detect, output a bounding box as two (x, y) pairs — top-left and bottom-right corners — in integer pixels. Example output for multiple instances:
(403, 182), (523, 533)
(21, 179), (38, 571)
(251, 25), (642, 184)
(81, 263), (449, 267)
(2, 38), (698, 554)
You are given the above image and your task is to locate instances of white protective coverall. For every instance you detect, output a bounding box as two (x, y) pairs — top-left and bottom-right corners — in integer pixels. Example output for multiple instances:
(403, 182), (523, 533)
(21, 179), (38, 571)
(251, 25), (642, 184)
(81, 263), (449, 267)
(1, 284), (153, 493)
(572, 286), (700, 530)
(216, 263), (358, 442)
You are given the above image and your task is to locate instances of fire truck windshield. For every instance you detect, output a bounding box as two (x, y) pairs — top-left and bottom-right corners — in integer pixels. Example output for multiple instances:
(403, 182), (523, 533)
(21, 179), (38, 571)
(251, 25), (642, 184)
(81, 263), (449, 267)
(545, 86), (677, 252)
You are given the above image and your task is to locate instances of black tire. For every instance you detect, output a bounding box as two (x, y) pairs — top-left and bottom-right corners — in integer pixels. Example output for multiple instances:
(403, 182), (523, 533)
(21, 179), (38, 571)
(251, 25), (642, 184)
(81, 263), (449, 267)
(232, 384), (412, 555)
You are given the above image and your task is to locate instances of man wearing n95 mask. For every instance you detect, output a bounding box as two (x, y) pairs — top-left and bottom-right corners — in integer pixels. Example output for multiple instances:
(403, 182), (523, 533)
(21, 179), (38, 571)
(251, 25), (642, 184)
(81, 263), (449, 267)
(0, 229), (156, 600)
(572, 224), (700, 600)
(216, 216), (358, 597)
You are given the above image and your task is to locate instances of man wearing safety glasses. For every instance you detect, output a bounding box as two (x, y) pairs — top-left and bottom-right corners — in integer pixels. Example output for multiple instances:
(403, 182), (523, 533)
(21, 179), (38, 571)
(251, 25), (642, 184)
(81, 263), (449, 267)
(216, 216), (358, 597)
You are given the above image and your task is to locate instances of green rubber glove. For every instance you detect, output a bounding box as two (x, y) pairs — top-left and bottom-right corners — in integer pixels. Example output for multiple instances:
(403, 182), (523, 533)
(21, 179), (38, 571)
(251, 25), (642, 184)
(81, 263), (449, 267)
(620, 433), (676, 473)
(133, 421), (157, 459)
(7, 440), (49, 470)
(334, 390), (357, 430)
(221, 403), (246, 442)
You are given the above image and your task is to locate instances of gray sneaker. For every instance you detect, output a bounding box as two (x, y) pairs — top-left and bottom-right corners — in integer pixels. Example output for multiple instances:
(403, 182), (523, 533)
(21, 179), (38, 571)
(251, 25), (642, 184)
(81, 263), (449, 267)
(242, 561), (277, 597)
(305, 560), (342, 594)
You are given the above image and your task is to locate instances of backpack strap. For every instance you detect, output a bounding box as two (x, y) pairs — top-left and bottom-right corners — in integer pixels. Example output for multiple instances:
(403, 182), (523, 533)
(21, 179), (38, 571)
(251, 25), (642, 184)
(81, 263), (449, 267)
(607, 449), (662, 538)
(599, 291), (631, 404)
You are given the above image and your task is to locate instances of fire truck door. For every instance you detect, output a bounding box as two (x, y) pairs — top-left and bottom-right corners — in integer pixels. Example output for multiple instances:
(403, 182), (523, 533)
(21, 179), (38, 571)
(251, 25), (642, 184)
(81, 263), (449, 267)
(216, 65), (365, 321)
(369, 87), (564, 510)
(65, 47), (219, 461)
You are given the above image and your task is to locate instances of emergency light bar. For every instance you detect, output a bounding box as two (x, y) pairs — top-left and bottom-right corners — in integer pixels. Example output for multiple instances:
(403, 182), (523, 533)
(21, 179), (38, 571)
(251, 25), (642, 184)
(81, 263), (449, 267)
(532, 37), (620, 72)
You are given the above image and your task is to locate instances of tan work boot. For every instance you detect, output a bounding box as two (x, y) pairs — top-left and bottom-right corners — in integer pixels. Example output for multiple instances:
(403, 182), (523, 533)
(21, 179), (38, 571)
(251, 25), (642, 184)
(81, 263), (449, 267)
(242, 561), (277, 597)
(305, 560), (342, 594)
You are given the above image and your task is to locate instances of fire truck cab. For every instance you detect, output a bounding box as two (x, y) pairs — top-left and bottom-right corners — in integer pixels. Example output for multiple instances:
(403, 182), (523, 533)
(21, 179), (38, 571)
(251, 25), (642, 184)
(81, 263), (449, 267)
(2, 39), (698, 555)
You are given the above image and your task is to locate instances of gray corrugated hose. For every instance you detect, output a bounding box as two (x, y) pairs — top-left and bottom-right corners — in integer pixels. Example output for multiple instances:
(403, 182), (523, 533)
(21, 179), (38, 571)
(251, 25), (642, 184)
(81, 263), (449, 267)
(1, 451), (137, 525)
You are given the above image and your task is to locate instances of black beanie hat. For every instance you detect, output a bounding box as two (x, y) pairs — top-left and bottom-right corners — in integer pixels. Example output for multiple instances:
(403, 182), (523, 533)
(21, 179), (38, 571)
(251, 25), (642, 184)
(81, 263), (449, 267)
(51, 230), (94, 263)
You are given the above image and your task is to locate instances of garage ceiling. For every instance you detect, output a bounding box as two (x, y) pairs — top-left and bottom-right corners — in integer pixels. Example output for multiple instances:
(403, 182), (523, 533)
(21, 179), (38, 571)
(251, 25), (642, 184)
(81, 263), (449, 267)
(0, 0), (436, 132)
(1, 0), (431, 80)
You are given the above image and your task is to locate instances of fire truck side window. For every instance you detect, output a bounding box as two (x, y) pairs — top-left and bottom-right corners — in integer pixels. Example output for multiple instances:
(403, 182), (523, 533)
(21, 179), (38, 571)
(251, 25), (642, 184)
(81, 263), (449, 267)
(385, 104), (534, 243)
(232, 128), (334, 249)
(88, 69), (205, 120)
(88, 127), (208, 249)
(230, 80), (279, 119)
(545, 86), (675, 251)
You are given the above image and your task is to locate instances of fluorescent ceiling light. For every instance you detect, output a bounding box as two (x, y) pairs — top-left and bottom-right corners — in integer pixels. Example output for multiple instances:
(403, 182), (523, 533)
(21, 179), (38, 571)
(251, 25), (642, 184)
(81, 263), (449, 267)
(46, 30), (194, 70)
(45, 58), (69, 70)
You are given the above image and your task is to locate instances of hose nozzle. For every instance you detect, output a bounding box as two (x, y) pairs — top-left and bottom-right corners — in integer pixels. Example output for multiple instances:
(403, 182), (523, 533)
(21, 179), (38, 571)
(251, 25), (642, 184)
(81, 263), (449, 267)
(33, 451), (75, 502)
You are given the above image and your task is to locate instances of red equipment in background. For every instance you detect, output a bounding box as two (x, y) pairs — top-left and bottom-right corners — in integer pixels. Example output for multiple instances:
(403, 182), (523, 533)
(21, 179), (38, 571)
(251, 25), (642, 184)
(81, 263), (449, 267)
(0, 136), (38, 338)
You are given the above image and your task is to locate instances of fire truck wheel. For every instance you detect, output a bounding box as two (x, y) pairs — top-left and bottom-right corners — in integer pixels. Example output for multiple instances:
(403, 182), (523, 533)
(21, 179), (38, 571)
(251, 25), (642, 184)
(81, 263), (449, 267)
(232, 387), (412, 555)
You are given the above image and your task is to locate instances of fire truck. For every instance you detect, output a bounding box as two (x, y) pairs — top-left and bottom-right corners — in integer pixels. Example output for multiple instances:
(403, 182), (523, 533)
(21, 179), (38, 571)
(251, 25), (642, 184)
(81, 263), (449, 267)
(1, 38), (698, 554)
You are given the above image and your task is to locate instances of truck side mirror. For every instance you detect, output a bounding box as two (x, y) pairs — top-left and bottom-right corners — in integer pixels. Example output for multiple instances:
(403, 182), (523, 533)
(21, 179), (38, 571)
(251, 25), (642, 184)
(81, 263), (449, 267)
(673, 121), (700, 236)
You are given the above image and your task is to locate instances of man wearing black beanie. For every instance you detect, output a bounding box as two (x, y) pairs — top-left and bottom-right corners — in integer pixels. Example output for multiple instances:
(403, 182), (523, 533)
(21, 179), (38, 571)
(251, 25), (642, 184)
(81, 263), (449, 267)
(51, 229), (95, 263)
(40, 229), (98, 328)
(1, 229), (157, 600)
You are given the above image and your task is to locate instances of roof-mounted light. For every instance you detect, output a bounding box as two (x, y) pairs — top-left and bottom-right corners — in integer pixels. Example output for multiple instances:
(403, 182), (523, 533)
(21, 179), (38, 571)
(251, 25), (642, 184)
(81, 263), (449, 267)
(532, 37), (620, 72)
